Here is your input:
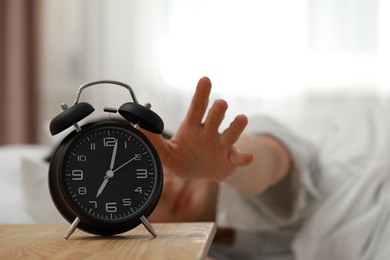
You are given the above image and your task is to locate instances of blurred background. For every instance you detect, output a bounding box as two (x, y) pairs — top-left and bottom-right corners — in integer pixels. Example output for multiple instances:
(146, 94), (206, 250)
(1, 0), (390, 146)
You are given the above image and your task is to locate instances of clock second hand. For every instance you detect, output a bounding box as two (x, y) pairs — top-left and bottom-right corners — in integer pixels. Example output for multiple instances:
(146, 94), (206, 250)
(112, 155), (138, 173)
(96, 155), (138, 198)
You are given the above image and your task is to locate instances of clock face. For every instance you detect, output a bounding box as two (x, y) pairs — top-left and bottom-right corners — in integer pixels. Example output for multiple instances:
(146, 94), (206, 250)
(49, 121), (163, 235)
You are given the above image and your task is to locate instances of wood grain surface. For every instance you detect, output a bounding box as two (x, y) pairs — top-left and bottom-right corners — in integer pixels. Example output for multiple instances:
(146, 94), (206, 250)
(0, 222), (216, 260)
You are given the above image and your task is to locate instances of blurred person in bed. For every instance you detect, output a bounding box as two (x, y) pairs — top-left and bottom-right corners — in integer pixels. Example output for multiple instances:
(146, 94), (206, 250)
(44, 77), (306, 259)
(43, 76), (388, 259)
(146, 77), (390, 260)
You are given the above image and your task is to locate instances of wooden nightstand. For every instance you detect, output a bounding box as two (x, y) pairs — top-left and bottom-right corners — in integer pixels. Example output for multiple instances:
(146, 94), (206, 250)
(0, 222), (216, 259)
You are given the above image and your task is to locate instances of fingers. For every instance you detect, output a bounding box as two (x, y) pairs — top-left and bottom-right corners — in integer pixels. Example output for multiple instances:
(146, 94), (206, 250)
(186, 77), (248, 146)
(184, 77), (212, 125)
(203, 99), (228, 135)
(220, 114), (248, 147)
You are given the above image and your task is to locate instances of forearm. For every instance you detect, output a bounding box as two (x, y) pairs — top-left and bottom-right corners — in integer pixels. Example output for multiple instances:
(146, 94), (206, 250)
(225, 134), (292, 195)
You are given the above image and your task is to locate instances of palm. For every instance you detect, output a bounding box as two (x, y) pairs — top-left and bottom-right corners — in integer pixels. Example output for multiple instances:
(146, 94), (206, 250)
(147, 77), (253, 181)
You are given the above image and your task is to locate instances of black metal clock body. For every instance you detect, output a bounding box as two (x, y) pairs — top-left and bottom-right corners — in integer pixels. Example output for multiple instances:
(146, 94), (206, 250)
(49, 120), (163, 236)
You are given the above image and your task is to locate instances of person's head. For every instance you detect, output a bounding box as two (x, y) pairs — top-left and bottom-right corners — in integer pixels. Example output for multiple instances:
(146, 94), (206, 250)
(148, 169), (219, 223)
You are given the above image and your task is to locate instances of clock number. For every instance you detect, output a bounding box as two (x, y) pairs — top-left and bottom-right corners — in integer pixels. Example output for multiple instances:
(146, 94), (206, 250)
(123, 198), (132, 206)
(106, 202), (117, 213)
(135, 187), (142, 193)
(90, 143), (96, 150)
(77, 155), (87, 162)
(103, 137), (116, 147)
(72, 170), (83, 180)
(136, 169), (148, 179)
(134, 154), (141, 161)
(89, 201), (97, 208)
(78, 187), (87, 195)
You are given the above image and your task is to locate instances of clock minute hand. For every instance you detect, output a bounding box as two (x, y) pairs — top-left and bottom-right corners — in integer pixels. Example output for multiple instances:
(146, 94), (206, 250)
(97, 140), (118, 198)
(109, 140), (118, 170)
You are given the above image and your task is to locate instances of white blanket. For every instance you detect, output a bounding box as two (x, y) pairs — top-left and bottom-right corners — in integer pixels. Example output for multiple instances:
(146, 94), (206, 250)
(1, 106), (390, 259)
(293, 107), (390, 260)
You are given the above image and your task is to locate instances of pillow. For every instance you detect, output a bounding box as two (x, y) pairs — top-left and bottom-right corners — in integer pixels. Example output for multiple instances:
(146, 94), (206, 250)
(21, 155), (65, 223)
(0, 145), (39, 223)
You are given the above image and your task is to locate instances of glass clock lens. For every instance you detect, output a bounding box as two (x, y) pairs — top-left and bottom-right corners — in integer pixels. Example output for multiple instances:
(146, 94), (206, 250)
(61, 124), (159, 221)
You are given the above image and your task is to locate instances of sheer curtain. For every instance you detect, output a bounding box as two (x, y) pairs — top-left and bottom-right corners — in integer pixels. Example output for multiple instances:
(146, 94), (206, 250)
(97, 0), (389, 130)
(0, 0), (41, 144)
(159, 0), (389, 99)
(41, 0), (390, 137)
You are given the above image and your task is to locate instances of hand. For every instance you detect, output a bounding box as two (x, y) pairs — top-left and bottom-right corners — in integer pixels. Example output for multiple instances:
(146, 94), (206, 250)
(96, 176), (109, 198)
(144, 77), (254, 181)
(96, 154), (139, 198)
(96, 140), (117, 198)
(109, 139), (118, 170)
(112, 154), (139, 173)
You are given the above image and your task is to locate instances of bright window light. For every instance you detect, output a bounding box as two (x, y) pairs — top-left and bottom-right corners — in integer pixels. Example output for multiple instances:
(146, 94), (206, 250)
(159, 0), (388, 99)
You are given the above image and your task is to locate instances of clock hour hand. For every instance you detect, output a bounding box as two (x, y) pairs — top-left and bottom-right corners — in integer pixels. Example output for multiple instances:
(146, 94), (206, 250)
(96, 177), (109, 198)
(96, 170), (114, 198)
(97, 153), (138, 198)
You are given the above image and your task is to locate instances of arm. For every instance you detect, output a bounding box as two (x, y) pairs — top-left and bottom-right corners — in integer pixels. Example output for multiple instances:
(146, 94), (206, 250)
(145, 77), (291, 193)
(226, 134), (292, 195)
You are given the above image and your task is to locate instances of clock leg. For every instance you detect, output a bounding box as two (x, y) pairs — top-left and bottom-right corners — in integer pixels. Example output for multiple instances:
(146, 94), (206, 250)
(140, 215), (157, 237)
(64, 216), (81, 239)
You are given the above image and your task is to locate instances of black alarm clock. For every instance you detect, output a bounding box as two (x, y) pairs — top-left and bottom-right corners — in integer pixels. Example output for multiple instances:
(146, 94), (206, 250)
(48, 80), (164, 239)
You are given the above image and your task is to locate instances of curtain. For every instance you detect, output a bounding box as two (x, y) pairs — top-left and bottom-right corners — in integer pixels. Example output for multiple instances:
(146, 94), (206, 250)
(0, 0), (40, 144)
(92, 0), (384, 133)
(40, 1), (389, 135)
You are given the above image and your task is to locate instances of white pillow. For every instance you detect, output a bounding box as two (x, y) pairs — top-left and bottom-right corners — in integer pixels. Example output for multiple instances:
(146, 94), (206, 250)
(0, 146), (39, 223)
(21, 155), (65, 223)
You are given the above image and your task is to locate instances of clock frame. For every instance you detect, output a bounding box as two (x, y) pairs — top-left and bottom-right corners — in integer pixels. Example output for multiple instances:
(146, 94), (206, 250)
(48, 80), (164, 239)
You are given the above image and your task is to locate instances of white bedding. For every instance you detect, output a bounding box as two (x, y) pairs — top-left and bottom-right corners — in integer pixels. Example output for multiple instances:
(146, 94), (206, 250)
(1, 104), (390, 259)
(292, 107), (390, 259)
(0, 145), (64, 224)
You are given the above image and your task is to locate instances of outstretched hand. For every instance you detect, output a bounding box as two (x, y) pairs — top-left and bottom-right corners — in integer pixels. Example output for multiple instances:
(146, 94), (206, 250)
(146, 77), (253, 181)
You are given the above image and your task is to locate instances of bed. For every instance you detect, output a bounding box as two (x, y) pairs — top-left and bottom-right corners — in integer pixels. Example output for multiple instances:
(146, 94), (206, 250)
(0, 145), (64, 224)
(1, 105), (390, 259)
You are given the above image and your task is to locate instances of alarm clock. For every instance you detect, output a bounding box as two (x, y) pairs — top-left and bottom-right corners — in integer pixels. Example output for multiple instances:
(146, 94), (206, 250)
(48, 80), (164, 239)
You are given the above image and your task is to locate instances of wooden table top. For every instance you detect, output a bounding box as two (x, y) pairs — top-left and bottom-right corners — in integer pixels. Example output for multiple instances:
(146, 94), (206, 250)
(0, 222), (216, 260)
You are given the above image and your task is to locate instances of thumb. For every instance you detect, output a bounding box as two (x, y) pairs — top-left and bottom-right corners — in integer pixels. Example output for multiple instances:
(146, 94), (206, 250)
(229, 150), (254, 167)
